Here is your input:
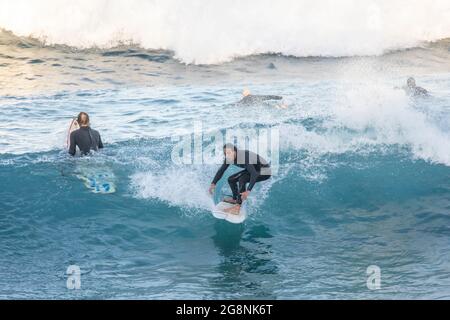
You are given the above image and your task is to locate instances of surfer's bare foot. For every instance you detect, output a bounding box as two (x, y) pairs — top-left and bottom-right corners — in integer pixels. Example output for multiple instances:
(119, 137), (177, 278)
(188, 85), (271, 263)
(224, 205), (241, 215)
(223, 197), (237, 204)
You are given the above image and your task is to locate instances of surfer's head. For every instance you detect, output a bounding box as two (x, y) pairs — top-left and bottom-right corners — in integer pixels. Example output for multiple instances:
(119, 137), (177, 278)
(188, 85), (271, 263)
(407, 77), (416, 88)
(77, 112), (90, 127)
(223, 143), (237, 162)
(242, 89), (251, 97)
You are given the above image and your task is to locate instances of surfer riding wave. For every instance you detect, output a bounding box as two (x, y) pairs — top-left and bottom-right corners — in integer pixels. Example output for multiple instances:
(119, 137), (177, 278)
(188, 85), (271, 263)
(209, 143), (272, 215)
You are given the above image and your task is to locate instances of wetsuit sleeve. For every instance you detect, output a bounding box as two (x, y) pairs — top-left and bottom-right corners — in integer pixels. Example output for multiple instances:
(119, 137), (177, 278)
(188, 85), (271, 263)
(263, 95), (283, 101)
(68, 132), (76, 156)
(98, 134), (104, 149)
(212, 163), (229, 185)
(245, 164), (260, 191)
(418, 87), (428, 96)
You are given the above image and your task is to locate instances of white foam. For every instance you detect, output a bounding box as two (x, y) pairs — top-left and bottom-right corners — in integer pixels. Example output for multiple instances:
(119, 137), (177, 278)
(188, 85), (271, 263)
(281, 81), (450, 166)
(130, 160), (284, 214)
(1, 0), (450, 64)
(334, 83), (450, 165)
(131, 166), (215, 212)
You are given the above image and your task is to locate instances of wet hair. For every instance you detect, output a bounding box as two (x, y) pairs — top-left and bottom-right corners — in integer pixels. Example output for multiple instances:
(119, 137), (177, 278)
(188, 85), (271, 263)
(407, 77), (416, 87)
(77, 112), (90, 126)
(223, 143), (238, 153)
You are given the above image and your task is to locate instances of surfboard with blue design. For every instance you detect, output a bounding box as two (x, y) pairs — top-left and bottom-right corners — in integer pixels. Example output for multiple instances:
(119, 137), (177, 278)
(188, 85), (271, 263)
(66, 118), (116, 194)
(76, 171), (116, 194)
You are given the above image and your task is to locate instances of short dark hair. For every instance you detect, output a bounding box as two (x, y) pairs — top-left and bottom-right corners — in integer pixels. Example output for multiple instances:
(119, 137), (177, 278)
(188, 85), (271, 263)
(77, 112), (90, 126)
(223, 143), (237, 153)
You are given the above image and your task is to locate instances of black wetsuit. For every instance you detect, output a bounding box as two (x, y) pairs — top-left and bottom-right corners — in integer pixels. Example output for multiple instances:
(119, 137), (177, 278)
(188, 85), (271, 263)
(238, 95), (283, 105)
(69, 126), (103, 156)
(405, 86), (429, 97)
(212, 149), (271, 204)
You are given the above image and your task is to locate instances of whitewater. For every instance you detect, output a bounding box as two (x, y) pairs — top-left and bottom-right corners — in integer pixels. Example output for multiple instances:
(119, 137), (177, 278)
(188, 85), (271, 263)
(1, 0), (450, 63)
(0, 1), (450, 299)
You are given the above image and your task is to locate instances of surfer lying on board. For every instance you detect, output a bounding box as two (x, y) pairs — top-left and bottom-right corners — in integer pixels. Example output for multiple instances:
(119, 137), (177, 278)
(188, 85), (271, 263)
(68, 112), (104, 156)
(403, 77), (429, 97)
(238, 89), (287, 109)
(209, 144), (272, 215)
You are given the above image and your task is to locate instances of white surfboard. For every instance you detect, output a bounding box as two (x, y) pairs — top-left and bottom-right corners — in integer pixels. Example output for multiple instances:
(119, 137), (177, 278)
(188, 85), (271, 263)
(66, 118), (80, 150)
(212, 201), (247, 224)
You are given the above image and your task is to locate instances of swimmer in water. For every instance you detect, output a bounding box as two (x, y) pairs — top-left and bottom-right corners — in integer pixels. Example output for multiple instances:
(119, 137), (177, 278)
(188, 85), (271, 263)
(404, 77), (429, 97)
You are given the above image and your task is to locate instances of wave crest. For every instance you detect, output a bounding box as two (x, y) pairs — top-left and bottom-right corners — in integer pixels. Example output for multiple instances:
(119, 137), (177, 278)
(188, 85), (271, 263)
(1, 0), (450, 64)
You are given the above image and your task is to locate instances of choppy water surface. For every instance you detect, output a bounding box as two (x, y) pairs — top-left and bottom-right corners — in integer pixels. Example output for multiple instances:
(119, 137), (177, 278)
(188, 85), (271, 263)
(1, 27), (450, 299)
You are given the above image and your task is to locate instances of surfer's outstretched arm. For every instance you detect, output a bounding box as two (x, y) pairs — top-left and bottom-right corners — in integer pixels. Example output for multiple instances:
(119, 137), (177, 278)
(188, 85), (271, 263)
(262, 95), (283, 101)
(212, 163), (230, 185)
(209, 163), (230, 194)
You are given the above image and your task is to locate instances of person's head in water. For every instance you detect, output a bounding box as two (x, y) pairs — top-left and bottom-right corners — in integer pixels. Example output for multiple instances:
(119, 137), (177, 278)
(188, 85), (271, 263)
(77, 112), (90, 127)
(407, 77), (416, 89)
(223, 143), (237, 162)
(242, 89), (251, 97)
